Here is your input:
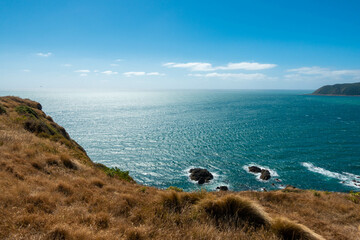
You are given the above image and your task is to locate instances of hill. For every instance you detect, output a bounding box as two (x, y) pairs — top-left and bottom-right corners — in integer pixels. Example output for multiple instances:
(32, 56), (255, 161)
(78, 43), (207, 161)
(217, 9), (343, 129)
(312, 82), (360, 96)
(0, 96), (360, 239)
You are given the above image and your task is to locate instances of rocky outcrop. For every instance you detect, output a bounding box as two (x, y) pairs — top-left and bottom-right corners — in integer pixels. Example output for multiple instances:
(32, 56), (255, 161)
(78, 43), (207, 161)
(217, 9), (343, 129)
(248, 166), (262, 173)
(216, 186), (228, 191)
(260, 169), (271, 180)
(189, 168), (213, 184)
(249, 166), (271, 181)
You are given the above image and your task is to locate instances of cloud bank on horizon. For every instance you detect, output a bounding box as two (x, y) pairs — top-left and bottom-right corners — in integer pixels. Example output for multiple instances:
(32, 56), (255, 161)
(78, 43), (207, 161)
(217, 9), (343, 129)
(1, 0), (359, 90)
(8, 52), (360, 89)
(163, 62), (277, 71)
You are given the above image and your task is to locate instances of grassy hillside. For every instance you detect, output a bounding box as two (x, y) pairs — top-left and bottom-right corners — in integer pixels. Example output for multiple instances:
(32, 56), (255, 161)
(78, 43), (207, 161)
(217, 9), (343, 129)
(312, 82), (360, 96)
(0, 96), (360, 240)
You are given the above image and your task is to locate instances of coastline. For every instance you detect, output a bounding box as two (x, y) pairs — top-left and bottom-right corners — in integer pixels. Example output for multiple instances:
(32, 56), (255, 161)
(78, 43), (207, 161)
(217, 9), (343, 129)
(306, 93), (360, 97)
(0, 96), (359, 239)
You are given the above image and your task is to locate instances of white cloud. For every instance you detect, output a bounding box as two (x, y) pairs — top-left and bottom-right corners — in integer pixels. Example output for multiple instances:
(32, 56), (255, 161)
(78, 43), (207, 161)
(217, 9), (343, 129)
(75, 70), (90, 73)
(286, 66), (360, 80)
(22, 69), (30, 72)
(123, 72), (165, 77)
(37, 52), (52, 57)
(94, 70), (99, 73)
(110, 64), (119, 67)
(123, 72), (146, 77)
(80, 73), (87, 77)
(102, 70), (118, 75)
(115, 59), (124, 62)
(287, 67), (329, 75)
(163, 61), (277, 71)
(147, 72), (165, 76)
(164, 62), (214, 71)
(217, 62), (277, 70)
(189, 72), (267, 80)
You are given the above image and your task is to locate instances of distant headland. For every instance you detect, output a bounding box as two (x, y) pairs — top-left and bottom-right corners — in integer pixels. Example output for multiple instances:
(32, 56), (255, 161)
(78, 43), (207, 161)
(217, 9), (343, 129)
(312, 82), (360, 96)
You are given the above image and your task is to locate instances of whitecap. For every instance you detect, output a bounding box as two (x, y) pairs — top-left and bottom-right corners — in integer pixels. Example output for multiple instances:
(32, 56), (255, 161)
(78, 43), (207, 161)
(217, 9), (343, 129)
(301, 162), (360, 189)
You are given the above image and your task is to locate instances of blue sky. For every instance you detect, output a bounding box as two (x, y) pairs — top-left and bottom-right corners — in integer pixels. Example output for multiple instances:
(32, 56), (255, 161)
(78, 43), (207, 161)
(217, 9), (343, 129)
(1, 0), (360, 90)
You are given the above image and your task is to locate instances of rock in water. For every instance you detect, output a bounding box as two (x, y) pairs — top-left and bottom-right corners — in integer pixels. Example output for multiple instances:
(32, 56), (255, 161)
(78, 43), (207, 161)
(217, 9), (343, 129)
(198, 178), (205, 184)
(189, 168), (213, 184)
(260, 169), (271, 180)
(248, 166), (262, 173)
(216, 186), (229, 191)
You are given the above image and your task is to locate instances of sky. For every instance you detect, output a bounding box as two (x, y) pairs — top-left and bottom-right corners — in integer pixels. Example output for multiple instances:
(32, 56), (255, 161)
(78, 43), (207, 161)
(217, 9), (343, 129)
(1, 0), (360, 90)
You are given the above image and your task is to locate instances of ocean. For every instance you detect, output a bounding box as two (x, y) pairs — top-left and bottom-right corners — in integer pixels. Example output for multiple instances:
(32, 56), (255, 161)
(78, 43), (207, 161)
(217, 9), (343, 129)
(2, 90), (360, 192)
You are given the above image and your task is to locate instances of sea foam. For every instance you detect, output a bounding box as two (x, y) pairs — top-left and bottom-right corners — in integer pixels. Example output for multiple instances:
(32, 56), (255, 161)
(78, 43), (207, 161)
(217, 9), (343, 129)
(301, 162), (360, 189)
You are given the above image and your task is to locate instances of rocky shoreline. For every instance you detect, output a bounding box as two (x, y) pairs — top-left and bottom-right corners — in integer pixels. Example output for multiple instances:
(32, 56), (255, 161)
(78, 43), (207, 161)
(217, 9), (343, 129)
(188, 166), (277, 191)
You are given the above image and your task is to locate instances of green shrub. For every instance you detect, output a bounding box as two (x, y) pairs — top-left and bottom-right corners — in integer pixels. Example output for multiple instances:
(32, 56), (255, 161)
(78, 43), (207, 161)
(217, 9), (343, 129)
(348, 191), (360, 204)
(94, 162), (108, 170)
(15, 105), (38, 119)
(104, 167), (133, 182)
(24, 119), (54, 135)
(313, 191), (321, 197)
(167, 186), (183, 192)
(139, 187), (147, 193)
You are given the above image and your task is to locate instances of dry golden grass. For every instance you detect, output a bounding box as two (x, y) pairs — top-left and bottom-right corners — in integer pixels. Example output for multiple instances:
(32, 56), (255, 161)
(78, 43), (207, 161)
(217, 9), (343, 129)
(0, 96), (360, 239)
(271, 217), (325, 240)
(199, 195), (270, 229)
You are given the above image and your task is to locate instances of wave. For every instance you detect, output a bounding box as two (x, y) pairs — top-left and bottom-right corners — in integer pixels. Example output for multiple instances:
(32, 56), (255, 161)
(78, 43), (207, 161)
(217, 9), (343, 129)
(301, 162), (360, 189)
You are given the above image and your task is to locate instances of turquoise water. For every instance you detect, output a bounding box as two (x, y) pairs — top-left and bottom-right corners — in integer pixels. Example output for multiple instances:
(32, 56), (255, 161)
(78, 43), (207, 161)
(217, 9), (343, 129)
(2, 90), (360, 192)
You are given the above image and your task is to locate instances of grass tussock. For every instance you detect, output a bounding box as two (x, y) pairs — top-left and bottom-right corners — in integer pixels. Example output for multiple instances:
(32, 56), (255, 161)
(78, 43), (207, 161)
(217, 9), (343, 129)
(46, 156), (59, 166)
(271, 217), (325, 240)
(16, 214), (46, 231)
(126, 228), (144, 240)
(167, 186), (183, 192)
(25, 193), (56, 214)
(56, 182), (73, 196)
(91, 178), (105, 188)
(46, 225), (72, 240)
(199, 195), (270, 229)
(31, 161), (44, 171)
(0, 105), (6, 114)
(160, 191), (201, 213)
(95, 213), (110, 230)
(61, 155), (78, 170)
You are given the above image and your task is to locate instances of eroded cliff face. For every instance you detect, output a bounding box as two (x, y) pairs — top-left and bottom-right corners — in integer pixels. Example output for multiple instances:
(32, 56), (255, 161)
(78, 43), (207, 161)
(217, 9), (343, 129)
(0, 96), (359, 240)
